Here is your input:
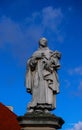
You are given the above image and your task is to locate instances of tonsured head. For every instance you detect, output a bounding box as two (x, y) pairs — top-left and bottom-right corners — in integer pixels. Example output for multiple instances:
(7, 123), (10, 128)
(39, 37), (48, 47)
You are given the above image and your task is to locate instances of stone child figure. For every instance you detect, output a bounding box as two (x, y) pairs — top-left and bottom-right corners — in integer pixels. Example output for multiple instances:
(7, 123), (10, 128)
(25, 37), (61, 113)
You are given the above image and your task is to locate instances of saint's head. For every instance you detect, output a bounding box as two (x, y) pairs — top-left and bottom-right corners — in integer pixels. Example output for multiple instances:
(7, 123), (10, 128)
(39, 37), (48, 48)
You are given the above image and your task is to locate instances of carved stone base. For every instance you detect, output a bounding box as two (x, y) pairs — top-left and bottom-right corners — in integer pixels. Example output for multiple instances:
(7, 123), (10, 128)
(21, 127), (56, 130)
(17, 112), (64, 130)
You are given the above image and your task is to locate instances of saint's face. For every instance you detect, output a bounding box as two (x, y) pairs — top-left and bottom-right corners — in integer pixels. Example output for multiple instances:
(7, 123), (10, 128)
(39, 39), (47, 47)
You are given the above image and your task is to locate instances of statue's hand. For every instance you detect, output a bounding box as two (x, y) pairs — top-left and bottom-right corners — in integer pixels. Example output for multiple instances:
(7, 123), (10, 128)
(29, 58), (37, 66)
(44, 60), (50, 69)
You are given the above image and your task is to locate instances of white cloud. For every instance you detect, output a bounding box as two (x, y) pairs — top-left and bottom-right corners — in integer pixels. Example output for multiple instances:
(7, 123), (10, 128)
(67, 121), (82, 130)
(78, 81), (82, 90)
(68, 80), (82, 98)
(24, 6), (64, 41)
(0, 16), (25, 47)
(64, 80), (71, 88)
(68, 66), (82, 75)
(67, 66), (82, 98)
(76, 81), (82, 97)
(42, 7), (63, 30)
(68, 7), (72, 12)
(0, 6), (64, 63)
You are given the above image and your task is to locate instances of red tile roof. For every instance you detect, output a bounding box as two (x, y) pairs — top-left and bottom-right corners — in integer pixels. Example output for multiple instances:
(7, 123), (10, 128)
(0, 102), (21, 130)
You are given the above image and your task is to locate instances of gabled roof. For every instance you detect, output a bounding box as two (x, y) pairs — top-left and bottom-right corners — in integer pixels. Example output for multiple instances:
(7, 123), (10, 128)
(0, 102), (21, 130)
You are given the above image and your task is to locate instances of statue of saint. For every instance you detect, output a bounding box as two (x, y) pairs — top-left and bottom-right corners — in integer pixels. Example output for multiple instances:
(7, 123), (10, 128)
(25, 37), (61, 113)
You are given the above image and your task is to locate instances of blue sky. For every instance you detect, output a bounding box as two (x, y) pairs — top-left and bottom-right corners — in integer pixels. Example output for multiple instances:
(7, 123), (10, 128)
(0, 0), (82, 130)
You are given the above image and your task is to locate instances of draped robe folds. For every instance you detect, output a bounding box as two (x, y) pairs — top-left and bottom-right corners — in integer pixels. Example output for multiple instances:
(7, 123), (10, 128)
(25, 47), (61, 110)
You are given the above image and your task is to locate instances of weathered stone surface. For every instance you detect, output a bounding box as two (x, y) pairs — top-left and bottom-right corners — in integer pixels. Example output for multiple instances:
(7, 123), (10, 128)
(21, 127), (56, 130)
(17, 38), (64, 130)
(17, 112), (64, 129)
(25, 37), (61, 113)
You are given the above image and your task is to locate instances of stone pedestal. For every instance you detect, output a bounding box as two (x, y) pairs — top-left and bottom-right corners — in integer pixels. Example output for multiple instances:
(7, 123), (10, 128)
(21, 127), (56, 130)
(17, 112), (64, 130)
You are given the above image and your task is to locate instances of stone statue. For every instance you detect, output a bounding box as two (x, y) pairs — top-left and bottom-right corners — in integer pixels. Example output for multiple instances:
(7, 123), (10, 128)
(25, 37), (61, 113)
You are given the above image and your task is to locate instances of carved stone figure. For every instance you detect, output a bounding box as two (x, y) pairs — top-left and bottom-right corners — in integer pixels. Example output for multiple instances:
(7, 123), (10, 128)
(25, 37), (61, 113)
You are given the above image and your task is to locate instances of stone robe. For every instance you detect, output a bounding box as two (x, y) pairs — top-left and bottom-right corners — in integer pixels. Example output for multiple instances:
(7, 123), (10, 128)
(25, 47), (61, 110)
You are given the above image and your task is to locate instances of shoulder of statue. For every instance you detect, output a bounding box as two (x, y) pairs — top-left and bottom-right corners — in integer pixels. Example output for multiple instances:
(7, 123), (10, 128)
(46, 48), (53, 53)
(32, 50), (40, 56)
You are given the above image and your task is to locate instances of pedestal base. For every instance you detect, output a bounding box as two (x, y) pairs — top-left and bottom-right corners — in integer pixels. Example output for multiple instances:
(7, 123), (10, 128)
(17, 112), (64, 130)
(21, 127), (56, 130)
